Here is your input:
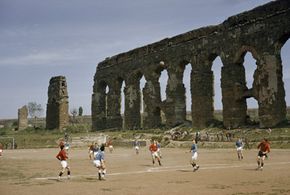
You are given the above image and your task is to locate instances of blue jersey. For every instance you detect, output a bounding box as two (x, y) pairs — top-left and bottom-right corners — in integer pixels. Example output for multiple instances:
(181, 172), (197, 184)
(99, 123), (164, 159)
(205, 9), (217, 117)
(191, 144), (197, 153)
(95, 151), (105, 161)
(236, 140), (243, 148)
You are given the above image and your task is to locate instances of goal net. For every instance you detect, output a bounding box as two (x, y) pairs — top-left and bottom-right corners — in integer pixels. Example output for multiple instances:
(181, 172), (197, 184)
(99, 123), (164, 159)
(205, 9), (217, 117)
(0, 137), (15, 149)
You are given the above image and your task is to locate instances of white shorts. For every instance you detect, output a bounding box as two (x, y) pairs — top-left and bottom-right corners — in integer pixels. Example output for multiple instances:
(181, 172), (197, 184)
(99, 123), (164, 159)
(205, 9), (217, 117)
(93, 160), (101, 167)
(0, 149), (2, 153)
(236, 147), (243, 151)
(135, 146), (139, 150)
(60, 160), (68, 168)
(89, 150), (93, 154)
(191, 152), (198, 161)
(151, 151), (160, 159)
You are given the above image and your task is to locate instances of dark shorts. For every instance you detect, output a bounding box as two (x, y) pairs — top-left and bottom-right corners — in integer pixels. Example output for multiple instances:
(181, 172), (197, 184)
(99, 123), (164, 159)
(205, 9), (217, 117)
(258, 151), (266, 157)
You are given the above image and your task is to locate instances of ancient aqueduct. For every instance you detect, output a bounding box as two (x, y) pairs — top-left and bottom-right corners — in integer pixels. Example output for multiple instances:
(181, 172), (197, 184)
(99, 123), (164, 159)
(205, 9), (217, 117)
(92, 0), (290, 130)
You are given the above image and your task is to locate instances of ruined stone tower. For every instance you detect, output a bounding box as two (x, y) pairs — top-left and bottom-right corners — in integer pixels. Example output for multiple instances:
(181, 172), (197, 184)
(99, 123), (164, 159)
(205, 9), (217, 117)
(46, 76), (69, 130)
(18, 105), (28, 130)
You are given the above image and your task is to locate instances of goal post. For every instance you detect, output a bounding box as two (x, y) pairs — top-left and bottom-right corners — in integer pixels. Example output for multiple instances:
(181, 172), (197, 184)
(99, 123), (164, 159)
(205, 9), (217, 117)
(0, 136), (15, 149)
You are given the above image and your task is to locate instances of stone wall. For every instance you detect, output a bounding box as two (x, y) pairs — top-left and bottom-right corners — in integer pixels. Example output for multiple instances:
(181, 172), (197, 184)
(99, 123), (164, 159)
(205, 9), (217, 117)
(46, 76), (69, 130)
(92, 0), (290, 130)
(18, 106), (28, 130)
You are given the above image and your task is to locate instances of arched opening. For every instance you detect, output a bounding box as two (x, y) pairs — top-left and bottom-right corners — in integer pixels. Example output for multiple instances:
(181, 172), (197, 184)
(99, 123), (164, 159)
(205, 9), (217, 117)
(120, 80), (125, 128)
(281, 38), (290, 120)
(139, 75), (146, 126)
(159, 69), (169, 102)
(182, 63), (192, 121)
(243, 52), (259, 123)
(212, 56), (223, 121)
(105, 85), (110, 117)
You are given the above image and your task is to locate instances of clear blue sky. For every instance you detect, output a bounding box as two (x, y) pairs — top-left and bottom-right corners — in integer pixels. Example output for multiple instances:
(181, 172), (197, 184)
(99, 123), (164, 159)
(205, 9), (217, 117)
(0, 0), (289, 119)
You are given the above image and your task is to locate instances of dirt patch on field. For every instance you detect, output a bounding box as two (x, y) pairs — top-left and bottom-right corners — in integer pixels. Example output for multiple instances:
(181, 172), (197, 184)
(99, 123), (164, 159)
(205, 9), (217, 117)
(1, 148), (290, 195)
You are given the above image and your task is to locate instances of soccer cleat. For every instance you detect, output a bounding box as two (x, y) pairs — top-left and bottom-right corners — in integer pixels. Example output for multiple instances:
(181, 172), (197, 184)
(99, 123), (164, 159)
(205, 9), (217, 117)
(260, 166), (263, 171)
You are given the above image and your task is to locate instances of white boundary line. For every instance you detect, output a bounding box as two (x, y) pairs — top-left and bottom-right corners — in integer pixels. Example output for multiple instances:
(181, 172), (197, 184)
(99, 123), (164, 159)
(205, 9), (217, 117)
(34, 161), (290, 181)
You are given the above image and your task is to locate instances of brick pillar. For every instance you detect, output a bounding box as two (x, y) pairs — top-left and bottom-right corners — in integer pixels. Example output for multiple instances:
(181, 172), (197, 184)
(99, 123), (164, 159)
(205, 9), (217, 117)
(18, 105), (28, 130)
(92, 81), (107, 130)
(164, 66), (186, 127)
(106, 80), (123, 129)
(46, 76), (69, 130)
(191, 68), (214, 128)
(143, 74), (161, 129)
(254, 52), (286, 127)
(221, 64), (247, 128)
(124, 78), (141, 130)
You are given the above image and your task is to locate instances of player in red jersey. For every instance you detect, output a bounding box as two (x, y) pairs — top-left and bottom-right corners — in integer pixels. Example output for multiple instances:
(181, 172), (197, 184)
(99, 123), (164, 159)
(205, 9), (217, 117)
(256, 138), (270, 171)
(149, 140), (162, 166)
(56, 145), (71, 180)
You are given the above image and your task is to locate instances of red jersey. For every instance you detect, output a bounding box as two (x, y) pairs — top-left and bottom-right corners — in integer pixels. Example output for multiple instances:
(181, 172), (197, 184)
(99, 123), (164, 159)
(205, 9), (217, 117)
(257, 141), (270, 153)
(149, 144), (158, 152)
(56, 149), (68, 161)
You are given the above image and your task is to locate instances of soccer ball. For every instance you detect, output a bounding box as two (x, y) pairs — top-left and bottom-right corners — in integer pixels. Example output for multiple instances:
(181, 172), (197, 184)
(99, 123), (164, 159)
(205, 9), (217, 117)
(159, 61), (165, 66)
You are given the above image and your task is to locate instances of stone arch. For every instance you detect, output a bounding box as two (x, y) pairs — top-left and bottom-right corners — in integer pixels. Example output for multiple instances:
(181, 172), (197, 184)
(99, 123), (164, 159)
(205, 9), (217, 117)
(234, 47), (261, 126)
(179, 60), (192, 120)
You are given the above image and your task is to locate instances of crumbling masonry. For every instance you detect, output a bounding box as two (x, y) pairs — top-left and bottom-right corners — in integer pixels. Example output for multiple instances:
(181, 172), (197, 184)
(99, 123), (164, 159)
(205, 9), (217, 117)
(92, 0), (290, 130)
(46, 76), (69, 130)
(18, 105), (28, 130)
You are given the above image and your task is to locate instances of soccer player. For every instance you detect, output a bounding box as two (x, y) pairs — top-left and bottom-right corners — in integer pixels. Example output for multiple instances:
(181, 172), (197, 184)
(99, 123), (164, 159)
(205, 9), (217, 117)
(190, 140), (199, 172)
(56, 145), (71, 180)
(235, 138), (244, 160)
(133, 139), (140, 154)
(157, 141), (162, 158)
(107, 139), (114, 153)
(93, 144), (106, 180)
(149, 140), (162, 166)
(256, 138), (270, 171)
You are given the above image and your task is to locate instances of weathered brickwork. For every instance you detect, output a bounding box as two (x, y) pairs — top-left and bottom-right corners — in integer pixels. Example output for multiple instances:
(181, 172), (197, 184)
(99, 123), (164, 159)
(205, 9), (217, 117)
(18, 106), (28, 130)
(46, 76), (69, 130)
(92, 0), (290, 130)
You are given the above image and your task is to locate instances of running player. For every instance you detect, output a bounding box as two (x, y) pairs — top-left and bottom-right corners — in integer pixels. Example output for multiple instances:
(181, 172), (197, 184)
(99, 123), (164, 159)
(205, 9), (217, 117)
(93, 144), (106, 180)
(56, 145), (71, 180)
(190, 140), (199, 172)
(107, 139), (114, 153)
(149, 140), (162, 166)
(256, 138), (270, 171)
(235, 138), (244, 160)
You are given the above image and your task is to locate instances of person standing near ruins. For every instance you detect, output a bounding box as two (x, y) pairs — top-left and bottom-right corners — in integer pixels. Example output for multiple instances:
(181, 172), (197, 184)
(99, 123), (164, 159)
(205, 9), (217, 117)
(93, 144), (106, 180)
(256, 138), (270, 171)
(56, 145), (71, 180)
(190, 140), (199, 172)
(149, 140), (162, 166)
(235, 138), (244, 160)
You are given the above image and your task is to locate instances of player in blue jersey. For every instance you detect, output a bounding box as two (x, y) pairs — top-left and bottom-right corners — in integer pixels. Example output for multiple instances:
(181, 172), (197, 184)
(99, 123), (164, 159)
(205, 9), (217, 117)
(235, 138), (244, 160)
(93, 144), (106, 180)
(190, 140), (199, 172)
